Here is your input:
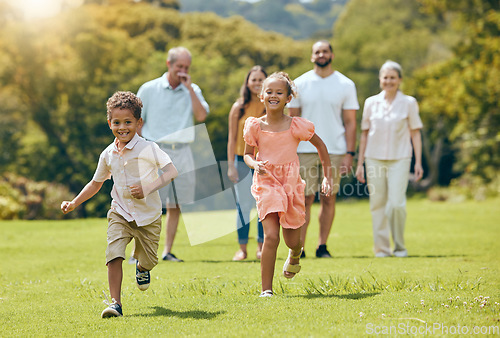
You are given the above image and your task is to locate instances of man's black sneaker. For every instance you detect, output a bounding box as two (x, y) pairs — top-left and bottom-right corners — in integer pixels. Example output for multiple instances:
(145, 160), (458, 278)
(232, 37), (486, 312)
(136, 262), (150, 291)
(300, 250), (306, 258)
(315, 244), (332, 258)
(162, 252), (184, 262)
(101, 300), (123, 318)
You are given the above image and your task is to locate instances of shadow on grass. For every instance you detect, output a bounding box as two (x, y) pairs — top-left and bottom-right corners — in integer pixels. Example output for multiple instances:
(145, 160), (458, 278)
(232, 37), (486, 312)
(200, 260), (260, 263)
(297, 292), (380, 300)
(333, 254), (466, 259)
(133, 306), (225, 319)
(403, 254), (466, 258)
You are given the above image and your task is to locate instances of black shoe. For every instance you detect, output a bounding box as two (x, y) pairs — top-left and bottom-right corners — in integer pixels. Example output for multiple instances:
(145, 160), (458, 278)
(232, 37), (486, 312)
(162, 252), (184, 262)
(300, 250), (306, 258)
(101, 300), (123, 318)
(136, 262), (150, 291)
(316, 244), (332, 258)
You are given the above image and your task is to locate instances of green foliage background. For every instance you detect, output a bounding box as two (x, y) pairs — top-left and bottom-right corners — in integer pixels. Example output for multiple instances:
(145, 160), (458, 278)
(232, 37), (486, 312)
(0, 0), (498, 218)
(179, 0), (348, 40)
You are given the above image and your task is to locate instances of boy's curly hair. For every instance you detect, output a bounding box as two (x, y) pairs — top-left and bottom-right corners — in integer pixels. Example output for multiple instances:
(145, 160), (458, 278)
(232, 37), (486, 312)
(106, 91), (143, 120)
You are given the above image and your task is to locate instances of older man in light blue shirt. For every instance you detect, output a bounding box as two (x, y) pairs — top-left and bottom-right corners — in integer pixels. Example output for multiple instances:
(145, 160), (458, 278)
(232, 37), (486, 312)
(138, 46), (209, 262)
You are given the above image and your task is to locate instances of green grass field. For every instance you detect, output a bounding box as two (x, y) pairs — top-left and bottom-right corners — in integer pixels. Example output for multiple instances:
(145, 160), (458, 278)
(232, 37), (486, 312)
(1, 198), (499, 336)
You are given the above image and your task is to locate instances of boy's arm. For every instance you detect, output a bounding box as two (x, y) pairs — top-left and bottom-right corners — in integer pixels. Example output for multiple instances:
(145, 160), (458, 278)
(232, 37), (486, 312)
(61, 180), (104, 214)
(130, 163), (178, 199)
(309, 133), (333, 196)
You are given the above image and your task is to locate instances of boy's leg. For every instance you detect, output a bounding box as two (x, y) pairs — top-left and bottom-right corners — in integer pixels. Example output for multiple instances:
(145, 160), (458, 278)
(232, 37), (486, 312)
(101, 257), (124, 318)
(107, 258), (124, 305)
(260, 213), (280, 292)
(134, 216), (162, 270)
(133, 217), (161, 291)
(105, 210), (134, 299)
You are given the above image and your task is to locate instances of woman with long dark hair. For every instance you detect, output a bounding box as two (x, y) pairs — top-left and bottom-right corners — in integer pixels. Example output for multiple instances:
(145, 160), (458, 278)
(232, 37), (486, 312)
(227, 66), (267, 260)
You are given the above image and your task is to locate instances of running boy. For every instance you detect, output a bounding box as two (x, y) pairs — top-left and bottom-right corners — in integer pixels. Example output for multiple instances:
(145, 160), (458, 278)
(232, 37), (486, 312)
(61, 91), (178, 318)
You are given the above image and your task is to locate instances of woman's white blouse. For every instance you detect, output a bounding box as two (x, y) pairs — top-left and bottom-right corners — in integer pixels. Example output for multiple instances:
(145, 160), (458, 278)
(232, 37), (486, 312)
(361, 91), (423, 160)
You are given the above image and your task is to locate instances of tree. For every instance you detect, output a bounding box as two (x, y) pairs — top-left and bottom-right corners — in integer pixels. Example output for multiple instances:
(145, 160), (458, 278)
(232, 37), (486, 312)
(409, 0), (500, 185)
(0, 4), (167, 216)
(0, 1), (312, 217)
(333, 0), (454, 101)
(178, 0), (348, 40)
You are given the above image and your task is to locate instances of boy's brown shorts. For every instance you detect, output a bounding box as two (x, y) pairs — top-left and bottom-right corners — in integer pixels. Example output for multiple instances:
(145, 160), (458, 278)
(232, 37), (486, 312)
(105, 209), (161, 271)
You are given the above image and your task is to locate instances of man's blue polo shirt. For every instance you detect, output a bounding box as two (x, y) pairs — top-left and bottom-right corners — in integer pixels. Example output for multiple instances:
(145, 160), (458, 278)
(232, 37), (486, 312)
(137, 72), (209, 144)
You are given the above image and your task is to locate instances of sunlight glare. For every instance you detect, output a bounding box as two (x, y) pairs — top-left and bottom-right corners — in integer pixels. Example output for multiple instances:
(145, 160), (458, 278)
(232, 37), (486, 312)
(8, 0), (63, 19)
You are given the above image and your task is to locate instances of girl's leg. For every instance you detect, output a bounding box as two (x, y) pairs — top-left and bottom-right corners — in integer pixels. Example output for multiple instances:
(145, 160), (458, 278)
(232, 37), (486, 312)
(260, 213), (281, 292)
(282, 227), (302, 278)
(107, 258), (124, 305)
(256, 219), (264, 259)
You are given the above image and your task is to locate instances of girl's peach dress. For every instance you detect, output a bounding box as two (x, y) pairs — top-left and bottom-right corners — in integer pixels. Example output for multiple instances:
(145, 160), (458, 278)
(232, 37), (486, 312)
(243, 116), (314, 229)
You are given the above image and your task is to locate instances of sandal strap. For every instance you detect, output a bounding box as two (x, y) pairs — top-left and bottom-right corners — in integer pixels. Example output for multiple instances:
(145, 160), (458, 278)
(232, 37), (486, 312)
(284, 263), (301, 274)
(289, 248), (303, 259)
(260, 290), (274, 297)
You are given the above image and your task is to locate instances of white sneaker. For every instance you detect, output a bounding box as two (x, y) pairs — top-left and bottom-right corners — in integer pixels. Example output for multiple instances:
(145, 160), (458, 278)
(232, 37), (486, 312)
(375, 252), (391, 258)
(393, 250), (408, 257)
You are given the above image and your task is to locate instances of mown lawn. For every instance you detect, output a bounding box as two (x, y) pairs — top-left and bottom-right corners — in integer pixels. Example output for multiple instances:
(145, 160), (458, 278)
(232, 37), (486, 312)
(1, 198), (499, 336)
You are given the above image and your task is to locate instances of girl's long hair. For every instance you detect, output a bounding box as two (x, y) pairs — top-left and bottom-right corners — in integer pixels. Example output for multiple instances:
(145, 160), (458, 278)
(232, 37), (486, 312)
(238, 65), (267, 120)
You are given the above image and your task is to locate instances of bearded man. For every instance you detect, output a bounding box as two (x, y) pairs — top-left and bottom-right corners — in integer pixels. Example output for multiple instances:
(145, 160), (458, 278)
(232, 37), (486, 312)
(288, 40), (359, 258)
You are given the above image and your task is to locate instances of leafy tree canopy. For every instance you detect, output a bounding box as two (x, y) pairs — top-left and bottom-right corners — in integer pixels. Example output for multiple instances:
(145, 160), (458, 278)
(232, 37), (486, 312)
(179, 0), (348, 40)
(0, 1), (310, 217)
(409, 0), (499, 183)
(1, 0), (498, 219)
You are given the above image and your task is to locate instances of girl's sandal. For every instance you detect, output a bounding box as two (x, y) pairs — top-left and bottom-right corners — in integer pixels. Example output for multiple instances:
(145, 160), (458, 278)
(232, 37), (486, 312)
(259, 290), (274, 297)
(283, 248), (303, 279)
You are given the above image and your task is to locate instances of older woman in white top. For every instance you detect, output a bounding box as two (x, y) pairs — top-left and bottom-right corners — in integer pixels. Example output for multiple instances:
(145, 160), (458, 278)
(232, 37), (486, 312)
(356, 60), (423, 258)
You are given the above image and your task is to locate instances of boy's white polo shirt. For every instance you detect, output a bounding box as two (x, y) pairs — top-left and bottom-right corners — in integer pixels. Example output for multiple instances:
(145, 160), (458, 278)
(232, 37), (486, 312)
(93, 133), (172, 226)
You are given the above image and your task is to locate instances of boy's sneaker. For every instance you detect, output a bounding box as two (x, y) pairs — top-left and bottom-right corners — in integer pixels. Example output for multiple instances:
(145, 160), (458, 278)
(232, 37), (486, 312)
(101, 299), (123, 318)
(315, 244), (332, 258)
(136, 262), (150, 291)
